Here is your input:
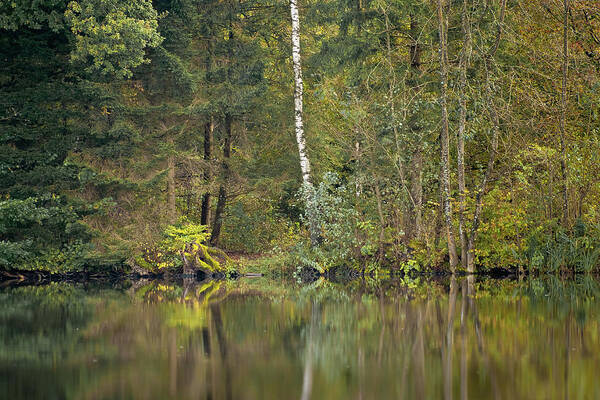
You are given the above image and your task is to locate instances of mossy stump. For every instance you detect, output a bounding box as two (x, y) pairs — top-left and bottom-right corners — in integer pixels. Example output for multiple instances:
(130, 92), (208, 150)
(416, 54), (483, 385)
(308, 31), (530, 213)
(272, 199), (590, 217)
(180, 241), (229, 275)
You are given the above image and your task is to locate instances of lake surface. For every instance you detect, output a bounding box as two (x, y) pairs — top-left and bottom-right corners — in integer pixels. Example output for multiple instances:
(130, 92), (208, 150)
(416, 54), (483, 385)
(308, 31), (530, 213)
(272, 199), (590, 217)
(1, 275), (599, 399)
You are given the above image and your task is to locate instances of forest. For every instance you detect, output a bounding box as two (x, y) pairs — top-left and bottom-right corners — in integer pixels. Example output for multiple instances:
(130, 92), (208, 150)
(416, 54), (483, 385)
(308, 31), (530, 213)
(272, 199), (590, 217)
(2, 0), (600, 276)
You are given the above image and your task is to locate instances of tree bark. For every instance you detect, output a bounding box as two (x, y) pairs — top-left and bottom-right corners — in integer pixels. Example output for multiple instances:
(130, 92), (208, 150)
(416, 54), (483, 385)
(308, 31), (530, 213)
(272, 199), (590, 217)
(407, 14), (424, 243)
(167, 139), (176, 223)
(457, 0), (472, 270)
(409, 13), (422, 70)
(437, 0), (459, 271)
(409, 149), (423, 241)
(290, 0), (319, 246)
(560, 0), (569, 227)
(210, 114), (232, 247)
(201, 117), (214, 226)
(373, 179), (386, 261)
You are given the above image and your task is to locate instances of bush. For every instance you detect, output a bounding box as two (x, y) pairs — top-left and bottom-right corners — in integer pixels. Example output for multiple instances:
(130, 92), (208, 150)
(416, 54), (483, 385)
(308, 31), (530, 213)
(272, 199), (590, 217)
(525, 219), (600, 273)
(291, 172), (379, 271)
(134, 217), (226, 272)
(220, 197), (301, 254)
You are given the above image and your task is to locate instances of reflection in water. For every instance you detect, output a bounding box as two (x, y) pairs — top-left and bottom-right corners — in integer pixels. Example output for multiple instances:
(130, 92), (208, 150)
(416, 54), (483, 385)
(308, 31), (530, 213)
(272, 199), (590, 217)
(1, 276), (600, 399)
(460, 279), (468, 400)
(300, 301), (319, 400)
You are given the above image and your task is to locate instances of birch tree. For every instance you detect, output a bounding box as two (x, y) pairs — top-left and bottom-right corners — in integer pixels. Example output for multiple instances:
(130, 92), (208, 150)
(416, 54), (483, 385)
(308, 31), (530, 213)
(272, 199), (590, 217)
(290, 0), (319, 246)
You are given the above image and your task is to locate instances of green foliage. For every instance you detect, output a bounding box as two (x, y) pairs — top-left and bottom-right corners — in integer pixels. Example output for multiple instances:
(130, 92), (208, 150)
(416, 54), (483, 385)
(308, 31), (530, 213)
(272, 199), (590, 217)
(0, 196), (94, 271)
(290, 172), (382, 272)
(135, 218), (226, 272)
(473, 188), (530, 269)
(0, 0), (165, 272)
(22, 241), (93, 272)
(0, 240), (33, 267)
(3, 0), (600, 275)
(525, 220), (600, 273)
(161, 217), (210, 253)
(65, 0), (163, 78)
(0, 198), (51, 232)
(0, 0), (68, 31)
(221, 198), (301, 254)
(1, 0), (163, 78)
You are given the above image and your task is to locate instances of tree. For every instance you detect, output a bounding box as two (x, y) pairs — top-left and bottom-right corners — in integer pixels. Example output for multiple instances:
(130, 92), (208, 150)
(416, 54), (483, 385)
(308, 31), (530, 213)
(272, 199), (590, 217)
(457, 0), (472, 270)
(0, 0), (162, 269)
(290, 0), (320, 246)
(560, 0), (570, 226)
(437, 0), (459, 271)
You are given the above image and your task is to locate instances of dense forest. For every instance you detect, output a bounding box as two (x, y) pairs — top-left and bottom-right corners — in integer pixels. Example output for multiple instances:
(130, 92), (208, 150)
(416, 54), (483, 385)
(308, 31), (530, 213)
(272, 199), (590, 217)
(1, 0), (600, 275)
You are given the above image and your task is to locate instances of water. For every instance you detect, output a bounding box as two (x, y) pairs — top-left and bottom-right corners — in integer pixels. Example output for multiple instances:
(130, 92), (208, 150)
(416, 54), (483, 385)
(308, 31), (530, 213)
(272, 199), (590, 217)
(0, 276), (599, 399)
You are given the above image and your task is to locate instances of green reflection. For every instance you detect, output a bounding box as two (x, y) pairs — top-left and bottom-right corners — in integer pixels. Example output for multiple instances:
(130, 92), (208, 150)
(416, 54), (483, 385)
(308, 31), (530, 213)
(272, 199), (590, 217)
(0, 277), (599, 399)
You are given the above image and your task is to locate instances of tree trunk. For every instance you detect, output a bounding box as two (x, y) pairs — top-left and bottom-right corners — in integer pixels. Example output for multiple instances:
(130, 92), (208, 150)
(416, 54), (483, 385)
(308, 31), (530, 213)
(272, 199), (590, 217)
(457, 0), (472, 270)
(559, 0), (569, 227)
(373, 179), (386, 261)
(409, 14), (422, 70)
(437, 0), (459, 271)
(210, 114), (232, 247)
(409, 149), (423, 241)
(465, 0), (506, 273)
(202, 29), (215, 228)
(290, 0), (319, 246)
(408, 15), (424, 242)
(201, 117), (214, 226)
(384, 10), (422, 244)
(167, 139), (176, 223)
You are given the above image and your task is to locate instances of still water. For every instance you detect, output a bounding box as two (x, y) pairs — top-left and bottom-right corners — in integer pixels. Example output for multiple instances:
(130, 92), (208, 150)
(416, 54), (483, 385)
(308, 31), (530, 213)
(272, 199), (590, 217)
(0, 276), (599, 400)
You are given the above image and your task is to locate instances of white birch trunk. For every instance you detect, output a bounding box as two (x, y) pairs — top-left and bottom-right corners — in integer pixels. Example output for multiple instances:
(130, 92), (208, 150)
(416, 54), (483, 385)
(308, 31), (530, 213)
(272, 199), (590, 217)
(290, 0), (319, 245)
(290, 0), (311, 186)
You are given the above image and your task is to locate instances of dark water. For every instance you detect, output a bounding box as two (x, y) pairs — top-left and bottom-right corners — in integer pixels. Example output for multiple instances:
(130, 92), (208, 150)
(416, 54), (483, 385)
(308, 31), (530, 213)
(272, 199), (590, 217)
(1, 275), (599, 400)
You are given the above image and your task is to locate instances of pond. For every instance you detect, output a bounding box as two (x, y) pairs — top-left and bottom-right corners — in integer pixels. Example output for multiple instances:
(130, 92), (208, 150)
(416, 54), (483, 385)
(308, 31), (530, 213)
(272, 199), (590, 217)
(0, 275), (599, 399)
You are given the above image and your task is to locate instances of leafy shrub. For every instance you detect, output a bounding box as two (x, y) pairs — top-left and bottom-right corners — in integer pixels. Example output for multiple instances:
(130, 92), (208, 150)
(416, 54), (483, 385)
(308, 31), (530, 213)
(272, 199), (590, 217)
(291, 172), (379, 271)
(161, 219), (211, 253)
(135, 217), (226, 272)
(0, 240), (33, 268)
(220, 197), (301, 254)
(0, 196), (96, 272)
(524, 219), (600, 273)
(470, 187), (529, 269)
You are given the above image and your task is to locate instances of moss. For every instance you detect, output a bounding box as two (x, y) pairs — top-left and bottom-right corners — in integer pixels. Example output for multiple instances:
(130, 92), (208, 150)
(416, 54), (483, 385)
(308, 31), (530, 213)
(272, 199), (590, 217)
(187, 242), (226, 272)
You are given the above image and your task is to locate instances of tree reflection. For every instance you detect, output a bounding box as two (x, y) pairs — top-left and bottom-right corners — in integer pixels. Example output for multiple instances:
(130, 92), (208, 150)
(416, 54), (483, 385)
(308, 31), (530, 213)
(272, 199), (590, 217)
(460, 279), (468, 400)
(1, 276), (600, 399)
(300, 301), (320, 400)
